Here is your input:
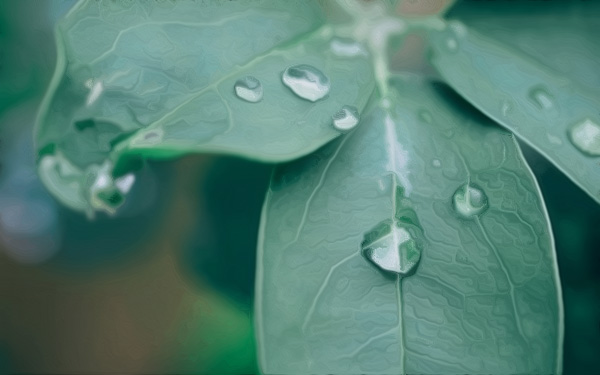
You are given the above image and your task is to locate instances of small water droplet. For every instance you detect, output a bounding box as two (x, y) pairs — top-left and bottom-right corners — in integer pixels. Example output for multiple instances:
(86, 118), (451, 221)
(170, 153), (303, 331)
(452, 183), (489, 219)
(282, 64), (330, 102)
(85, 79), (103, 106)
(381, 98), (391, 109)
(332, 105), (360, 132)
(234, 76), (263, 103)
(568, 118), (600, 157)
(432, 159), (441, 168)
(529, 87), (554, 110)
(330, 37), (368, 57)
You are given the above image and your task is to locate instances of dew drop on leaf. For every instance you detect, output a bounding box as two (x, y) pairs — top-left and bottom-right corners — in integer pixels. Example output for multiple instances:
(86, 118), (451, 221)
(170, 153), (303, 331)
(233, 75), (263, 103)
(89, 162), (125, 213)
(282, 64), (330, 102)
(452, 183), (489, 219)
(568, 118), (600, 156)
(529, 86), (554, 110)
(432, 159), (441, 168)
(361, 220), (422, 277)
(332, 105), (360, 132)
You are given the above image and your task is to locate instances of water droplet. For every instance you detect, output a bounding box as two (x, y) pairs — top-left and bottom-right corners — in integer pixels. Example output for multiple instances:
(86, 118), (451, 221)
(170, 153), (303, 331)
(529, 87), (554, 110)
(361, 188), (424, 278)
(85, 79), (103, 106)
(234, 76), (263, 103)
(452, 183), (489, 219)
(361, 220), (421, 276)
(568, 118), (600, 156)
(330, 37), (368, 57)
(432, 159), (441, 168)
(381, 98), (391, 109)
(282, 64), (330, 102)
(89, 162), (124, 214)
(332, 105), (360, 132)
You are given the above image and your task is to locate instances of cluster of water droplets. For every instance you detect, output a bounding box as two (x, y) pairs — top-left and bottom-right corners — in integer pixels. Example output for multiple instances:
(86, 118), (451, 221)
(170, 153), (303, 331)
(229, 38), (372, 133)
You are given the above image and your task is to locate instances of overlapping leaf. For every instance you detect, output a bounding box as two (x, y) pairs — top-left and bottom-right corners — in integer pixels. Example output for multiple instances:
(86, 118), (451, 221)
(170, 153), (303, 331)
(429, 1), (600, 203)
(35, 0), (374, 214)
(256, 76), (562, 374)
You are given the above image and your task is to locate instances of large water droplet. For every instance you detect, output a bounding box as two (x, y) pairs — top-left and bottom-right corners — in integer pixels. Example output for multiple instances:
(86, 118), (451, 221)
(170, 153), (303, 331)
(330, 37), (367, 57)
(361, 186), (424, 278)
(529, 87), (554, 110)
(282, 64), (330, 102)
(568, 118), (600, 156)
(452, 183), (489, 219)
(234, 76), (263, 103)
(333, 105), (360, 132)
(361, 219), (421, 277)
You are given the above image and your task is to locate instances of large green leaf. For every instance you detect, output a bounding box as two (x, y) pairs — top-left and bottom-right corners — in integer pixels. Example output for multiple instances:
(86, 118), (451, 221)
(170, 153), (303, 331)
(35, 0), (374, 215)
(429, 1), (600, 203)
(255, 76), (562, 374)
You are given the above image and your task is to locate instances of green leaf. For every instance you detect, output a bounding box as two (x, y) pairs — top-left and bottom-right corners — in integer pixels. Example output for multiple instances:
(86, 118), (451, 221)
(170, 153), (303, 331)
(255, 76), (562, 374)
(35, 0), (375, 215)
(428, 2), (600, 203)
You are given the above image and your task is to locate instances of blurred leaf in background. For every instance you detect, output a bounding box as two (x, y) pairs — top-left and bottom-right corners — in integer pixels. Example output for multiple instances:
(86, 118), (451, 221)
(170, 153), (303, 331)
(1, 1), (259, 373)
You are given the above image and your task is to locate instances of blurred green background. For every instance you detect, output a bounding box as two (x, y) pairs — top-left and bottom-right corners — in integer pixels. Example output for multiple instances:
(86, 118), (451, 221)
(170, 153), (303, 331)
(0, 1), (598, 374)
